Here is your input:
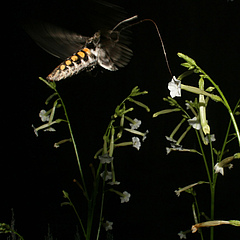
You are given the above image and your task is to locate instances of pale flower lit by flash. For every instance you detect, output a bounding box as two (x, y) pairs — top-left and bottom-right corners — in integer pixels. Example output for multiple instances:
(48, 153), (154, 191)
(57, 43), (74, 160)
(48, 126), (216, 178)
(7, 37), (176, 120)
(103, 221), (113, 231)
(130, 118), (141, 130)
(39, 110), (50, 122)
(178, 231), (187, 239)
(204, 134), (216, 143)
(100, 171), (112, 181)
(214, 155), (235, 176)
(175, 181), (209, 197)
(132, 137), (141, 150)
(120, 191), (131, 203)
(142, 130), (149, 142)
(168, 76), (181, 98)
(98, 153), (114, 164)
(44, 127), (56, 132)
(214, 162), (233, 176)
(107, 181), (120, 185)
(187, 116), (201, 130)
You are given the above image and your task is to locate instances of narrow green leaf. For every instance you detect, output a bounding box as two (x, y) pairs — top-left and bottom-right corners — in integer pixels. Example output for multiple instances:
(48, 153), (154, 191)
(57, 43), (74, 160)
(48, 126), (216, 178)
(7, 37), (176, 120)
(39, 77), (56, 90)
(45, 93), (58, 105)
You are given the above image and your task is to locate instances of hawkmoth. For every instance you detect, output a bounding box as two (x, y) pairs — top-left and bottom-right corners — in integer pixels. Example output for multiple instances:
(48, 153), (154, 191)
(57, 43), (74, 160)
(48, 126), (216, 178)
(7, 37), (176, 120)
(26, 6), (137, 81)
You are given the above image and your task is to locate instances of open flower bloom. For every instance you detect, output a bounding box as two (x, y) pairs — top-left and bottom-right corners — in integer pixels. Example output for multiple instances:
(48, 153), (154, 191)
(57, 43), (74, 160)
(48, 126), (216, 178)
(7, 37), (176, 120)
(98, 153), (114, 164)
(103, 221), (113, 231)
(132, 137), (141, 150)
(39, 109), (50, 122)
(168, 76), (181, 98)
(177, 230), (190, 239)
(109, 189), (131, 203)
(120, 191), (131, 203)
(204, 134), (216, 143)
(44, 127), (56, 132)
(107, 181), (120, 185)
(214, 155), (235, 176)
(187, 116), (201, 130)
(100, 171), (112, 181)
(130, 118), (141, 130)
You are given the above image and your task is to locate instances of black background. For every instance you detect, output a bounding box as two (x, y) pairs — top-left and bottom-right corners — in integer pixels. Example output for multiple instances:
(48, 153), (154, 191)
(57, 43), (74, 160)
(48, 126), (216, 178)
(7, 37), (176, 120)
(2, 0), (240, 239)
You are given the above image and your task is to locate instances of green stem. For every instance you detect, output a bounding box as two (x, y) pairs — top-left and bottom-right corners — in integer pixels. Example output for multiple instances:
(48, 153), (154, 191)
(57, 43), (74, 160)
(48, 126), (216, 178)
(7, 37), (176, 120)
(196, 131), (214, 240)
(96, 167), (106, 240)
(55, 88), (89, 200)
(70, 199), (87, 238)
(209, 134), (215, 240)
(210, 186), (215, 240)
(195, 131), (212, 186)
(11, 230), (25, 240)
(193, 195), (204, 240)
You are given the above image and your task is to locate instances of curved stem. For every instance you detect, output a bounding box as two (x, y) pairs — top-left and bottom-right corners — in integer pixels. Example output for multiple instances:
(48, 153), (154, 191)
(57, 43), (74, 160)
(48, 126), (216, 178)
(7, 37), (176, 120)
(54, 88), (89, 200)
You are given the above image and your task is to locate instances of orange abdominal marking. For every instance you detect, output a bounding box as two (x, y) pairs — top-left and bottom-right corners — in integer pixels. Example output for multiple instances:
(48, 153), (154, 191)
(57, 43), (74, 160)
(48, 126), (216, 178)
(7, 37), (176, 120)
(65, 60), (72, 65)
(77, 51), (85, 58)
(60, 65), (66, 70)
(83, 48), (91, 55)
(71, 55), (78, 61)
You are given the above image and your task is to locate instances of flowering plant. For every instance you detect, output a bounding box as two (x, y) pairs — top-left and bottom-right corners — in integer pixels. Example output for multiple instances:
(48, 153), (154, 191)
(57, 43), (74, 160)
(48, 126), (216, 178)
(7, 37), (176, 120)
(154, 53), (240, 239)
(32, 78), (149, 240)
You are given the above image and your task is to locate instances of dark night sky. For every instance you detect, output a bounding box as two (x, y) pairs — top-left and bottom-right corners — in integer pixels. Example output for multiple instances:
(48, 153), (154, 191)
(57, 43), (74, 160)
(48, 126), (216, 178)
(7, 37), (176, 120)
(2, 0), (240, 240)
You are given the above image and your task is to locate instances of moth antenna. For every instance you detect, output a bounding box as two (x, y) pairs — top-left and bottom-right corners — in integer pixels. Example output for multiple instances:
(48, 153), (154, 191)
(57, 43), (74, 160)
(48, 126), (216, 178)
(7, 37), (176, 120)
(111, 15), (138, 31)
(119, 18), (173, 78)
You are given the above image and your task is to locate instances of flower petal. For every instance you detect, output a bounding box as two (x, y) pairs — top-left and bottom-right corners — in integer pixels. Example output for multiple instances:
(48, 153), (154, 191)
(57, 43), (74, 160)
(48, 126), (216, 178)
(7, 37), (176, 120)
(168, 76), (181, 98)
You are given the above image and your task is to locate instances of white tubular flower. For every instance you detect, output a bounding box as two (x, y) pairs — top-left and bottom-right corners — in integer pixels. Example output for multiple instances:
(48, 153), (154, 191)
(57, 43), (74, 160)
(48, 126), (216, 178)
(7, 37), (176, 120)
(124, 128), (149, 142)
(120, 191), (131, 203)
(165, 136), (177, 143)
(98, 153), (114, 164)
(130, 118), (141, 130)
(214, 155), (235, 176)
(107, 181), (120, 185)
(168, 76), (181, 98)
(175, 181), (209, 197)
(142, 130), (149, 142)
(44, 127), (56, 132)
(103, 221), (113, 231)
(100, 171), (113, 181)
(178, 231), (187, 239)
(132, 137), (141, 150)
(214, 163), (224, 175)
(32, 124), (38, 137)
(204, 134), (216, 143)
(187, 116), (201, 130)
(175, 182), (198, 197)
(39, 110), (50, 122)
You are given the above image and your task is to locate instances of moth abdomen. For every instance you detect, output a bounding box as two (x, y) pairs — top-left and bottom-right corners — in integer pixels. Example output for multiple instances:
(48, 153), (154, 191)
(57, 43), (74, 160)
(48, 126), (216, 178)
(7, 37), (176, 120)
(46, 47), (97, 81)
